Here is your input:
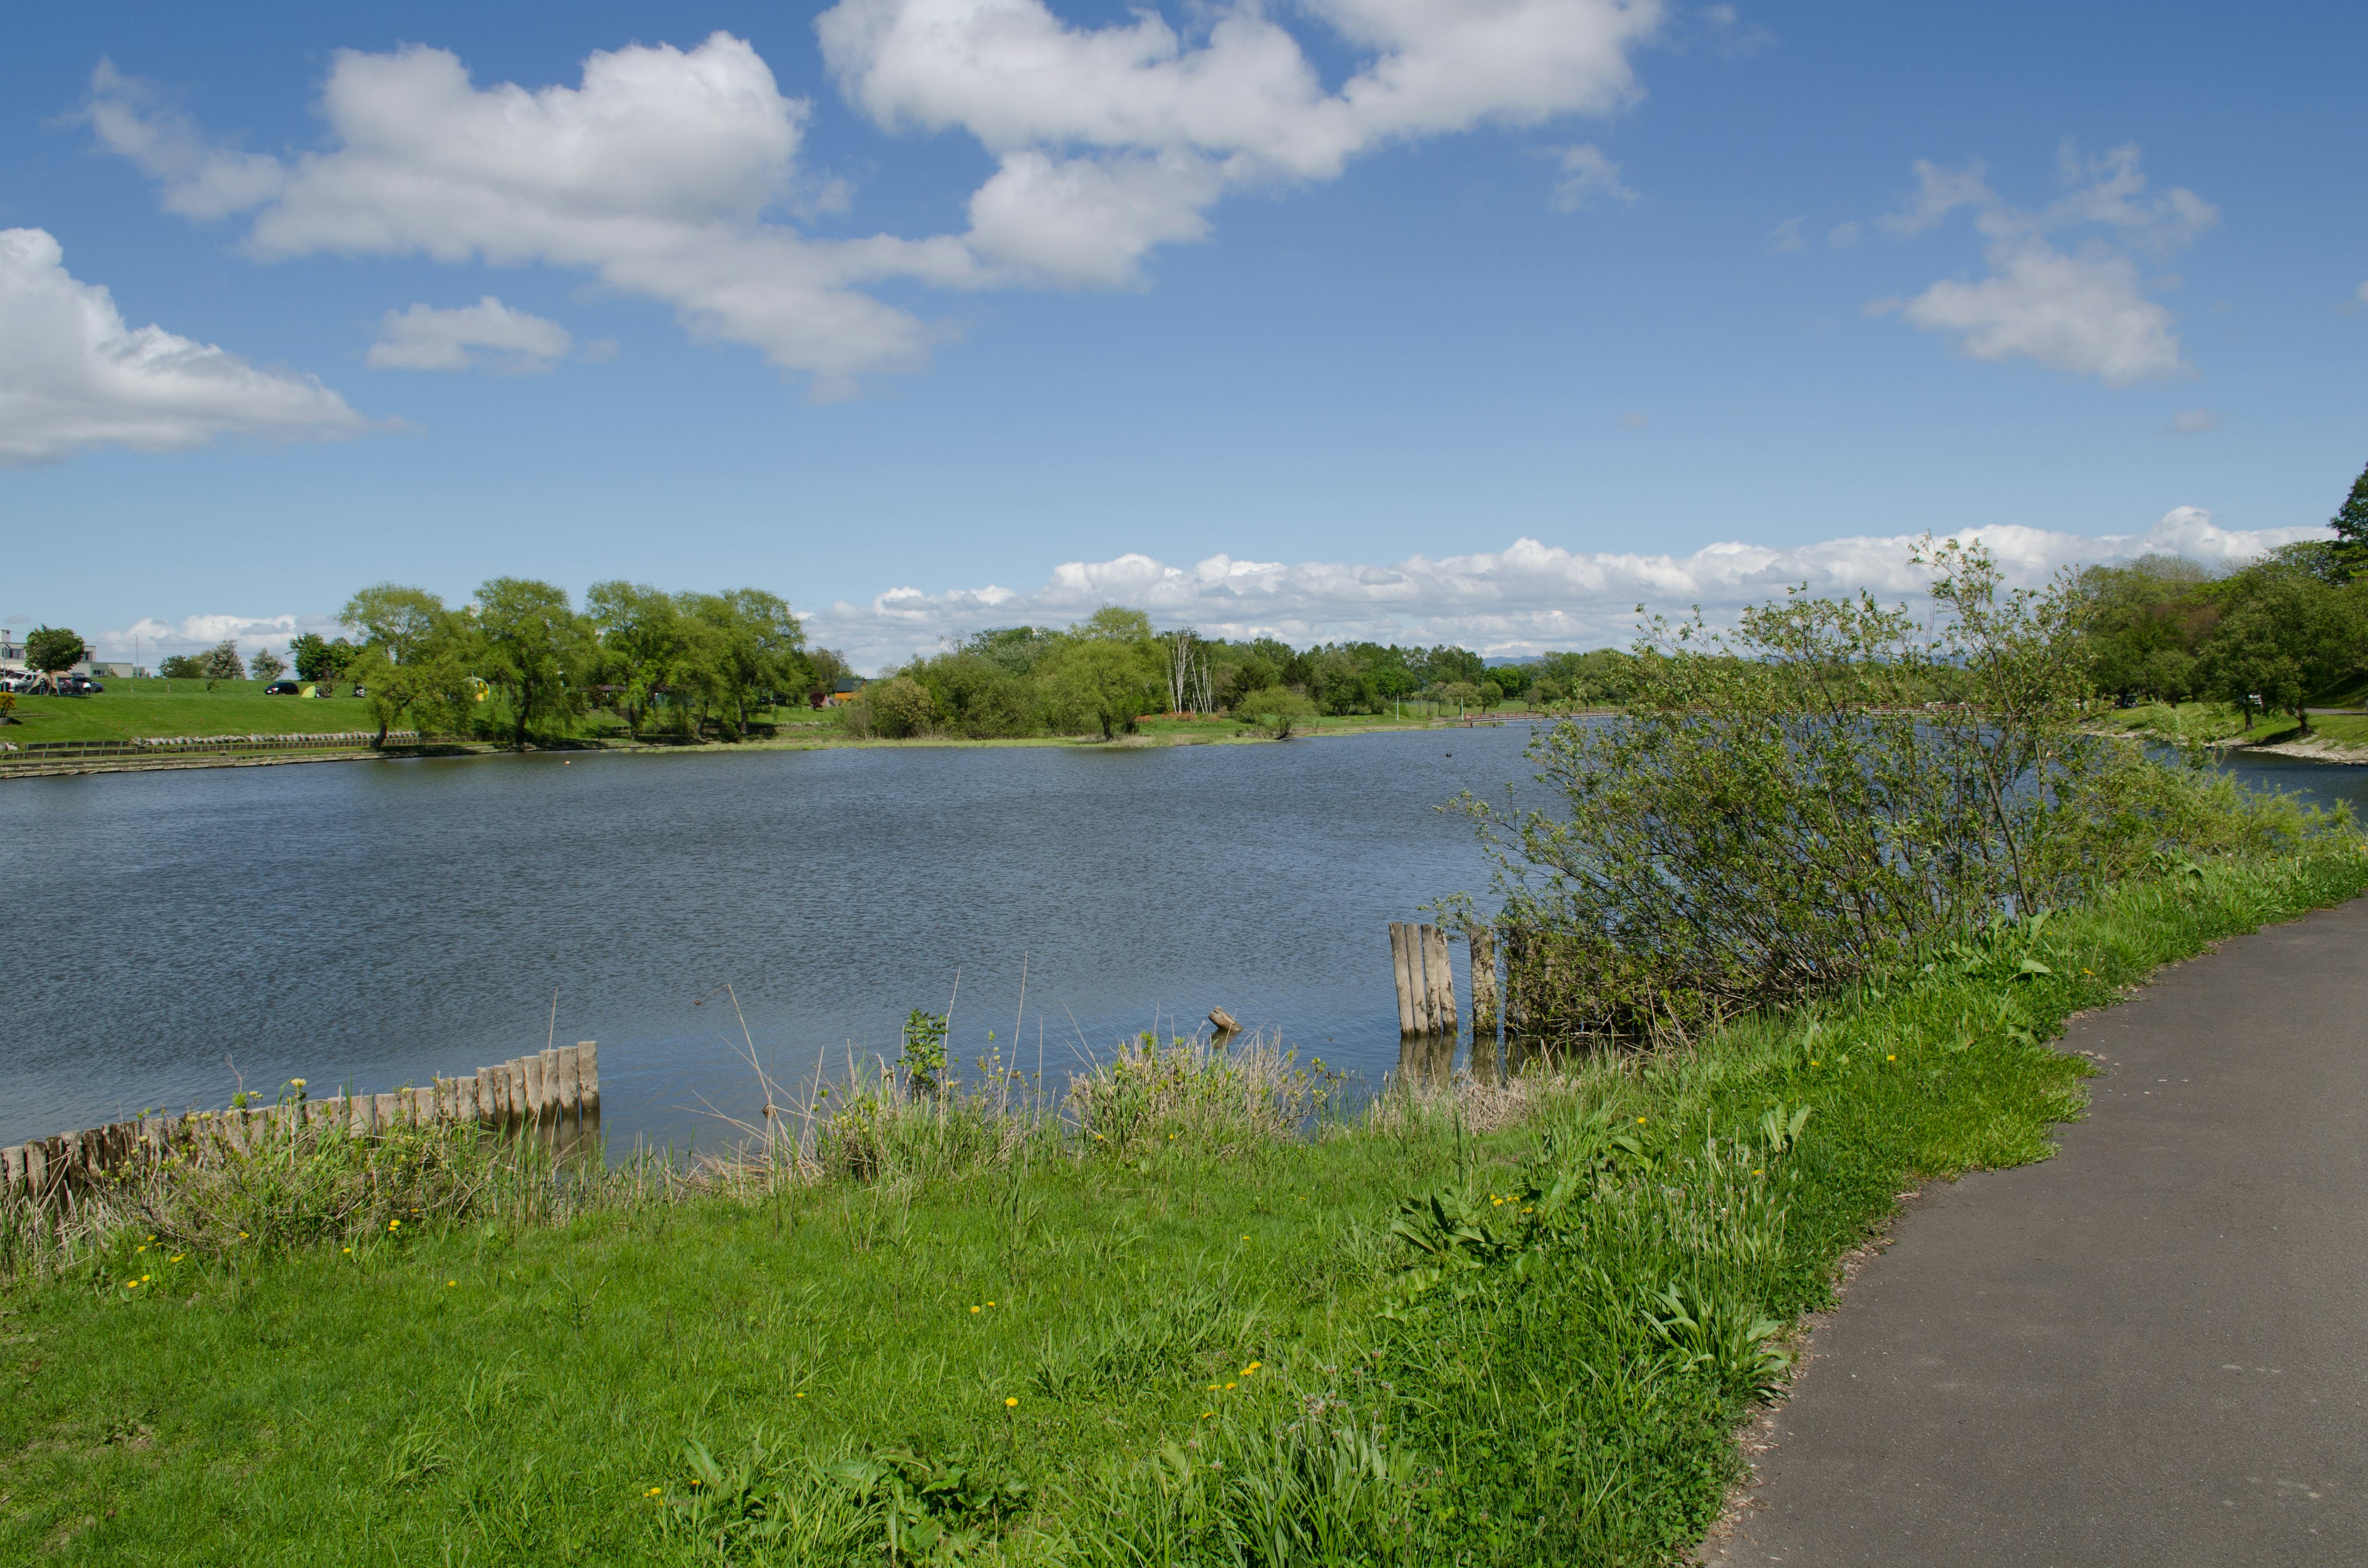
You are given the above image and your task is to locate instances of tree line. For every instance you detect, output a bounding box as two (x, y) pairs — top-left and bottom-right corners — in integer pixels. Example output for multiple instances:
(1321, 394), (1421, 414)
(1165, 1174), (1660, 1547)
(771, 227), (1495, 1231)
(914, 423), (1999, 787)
(845, 610), (1647, 741)
(2079, 461), (2368, 731)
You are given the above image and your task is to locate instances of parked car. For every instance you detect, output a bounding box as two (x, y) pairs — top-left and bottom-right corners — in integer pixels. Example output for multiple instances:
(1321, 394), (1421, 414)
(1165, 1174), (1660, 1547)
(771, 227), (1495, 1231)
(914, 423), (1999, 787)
(63, 675), (103, 694)
(263, 679), (302, 696)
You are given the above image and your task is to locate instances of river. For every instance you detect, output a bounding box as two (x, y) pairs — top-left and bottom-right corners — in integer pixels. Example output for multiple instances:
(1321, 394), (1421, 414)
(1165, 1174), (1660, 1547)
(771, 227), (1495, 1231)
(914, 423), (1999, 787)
(4, 729), (2359, 1152)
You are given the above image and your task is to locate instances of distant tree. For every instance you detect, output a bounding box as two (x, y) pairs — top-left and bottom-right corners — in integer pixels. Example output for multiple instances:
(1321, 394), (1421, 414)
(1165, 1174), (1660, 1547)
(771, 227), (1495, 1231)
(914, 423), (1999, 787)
(289, 631), (361, 683)
(684, 588), (808, 737)
(963, 626), (1059, 678)
(1074, 605), (1155, 643)
(805, 646), (852, 705)
(473, 577), (598, 747)
(2076, 556), (2218, 702)
(1042, 638), (1161, 739)
(1234, 686), (1316, 739)
(1486, 664), (1532, 704)
(25, 625), (85, 675)
(157, 654), (204, 679)
(250, 648), (288, 683)
(866, 676), (935, 738)
(1436, 679), (1484, 718)
(198, 640), (246, 682)
(2196, 556), (2367, 732)
(2332, 459), (2368, 578)
(586, 580), (688, 736)
(342, 585), (473, 745)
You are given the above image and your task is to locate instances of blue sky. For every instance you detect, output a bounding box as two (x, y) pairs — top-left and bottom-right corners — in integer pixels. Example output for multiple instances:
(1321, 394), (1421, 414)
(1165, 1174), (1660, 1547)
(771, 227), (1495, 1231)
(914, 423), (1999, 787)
(3, 1), (2363, 668)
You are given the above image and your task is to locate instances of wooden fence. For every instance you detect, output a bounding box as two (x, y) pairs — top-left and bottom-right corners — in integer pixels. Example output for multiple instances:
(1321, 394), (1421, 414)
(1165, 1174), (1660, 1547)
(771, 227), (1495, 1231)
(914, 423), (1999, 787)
(0, 1041), (598, 1209)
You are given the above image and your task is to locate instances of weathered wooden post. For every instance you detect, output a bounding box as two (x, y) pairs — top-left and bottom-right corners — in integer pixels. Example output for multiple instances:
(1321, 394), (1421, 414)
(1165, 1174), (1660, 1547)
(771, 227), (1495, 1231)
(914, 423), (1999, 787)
(349, 1093), (376, 1136)
(578, 1042), (599, 1120)
(474, 1068), (500, 1125)
(409, 1086), (435, 1124)
(374, 1091), (402, 1129)
(556, 1046), (583, 1124)
(2, 1144), (25, 1199)
(1468, 923), (1500, 1083)
(523, 1054), (548, 1127)
(24, 1141), (48, 1204)
(1420, 925), (1457, 1036)
(1389, 923), (1419, 1035)
(505, 1061), (528, 1128)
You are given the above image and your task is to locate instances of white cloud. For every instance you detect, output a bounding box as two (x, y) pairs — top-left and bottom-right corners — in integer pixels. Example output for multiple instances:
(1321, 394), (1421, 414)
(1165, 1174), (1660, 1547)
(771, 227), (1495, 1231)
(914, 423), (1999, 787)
(1871, 144), (2211, 386)
(91, 9), (1665, 388)
(807, 507), (2311, 668)
(2356, 279), (2368, 306)
(0, 227), (368, 467)
(99, 612), (335, 665)
(1827, 220), (1860, 248)
(1769, 216), (1803, 252)
(368, 298), (574, 372)
(1548, 143), (1637, 211)
(2165, 408), (2221, 435)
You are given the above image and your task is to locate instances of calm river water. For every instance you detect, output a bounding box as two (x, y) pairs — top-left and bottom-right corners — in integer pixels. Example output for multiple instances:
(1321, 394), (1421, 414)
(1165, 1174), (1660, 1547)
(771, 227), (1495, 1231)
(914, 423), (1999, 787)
(5, 731), (2361, 1152)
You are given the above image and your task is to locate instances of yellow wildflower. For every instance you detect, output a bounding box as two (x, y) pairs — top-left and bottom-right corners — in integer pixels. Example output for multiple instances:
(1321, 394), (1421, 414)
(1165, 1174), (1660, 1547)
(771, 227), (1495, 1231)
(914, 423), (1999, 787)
(971, 1305), (981, 1314)
(1005, 1397), (1019, 1408)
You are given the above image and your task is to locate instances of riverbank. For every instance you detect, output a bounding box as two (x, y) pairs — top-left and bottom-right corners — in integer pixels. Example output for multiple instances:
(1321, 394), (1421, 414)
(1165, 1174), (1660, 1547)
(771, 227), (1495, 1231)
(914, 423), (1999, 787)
(7, 847), (2360, 1566)
(1, 702), (1575, 779)
(2092, 698), (2368, 763)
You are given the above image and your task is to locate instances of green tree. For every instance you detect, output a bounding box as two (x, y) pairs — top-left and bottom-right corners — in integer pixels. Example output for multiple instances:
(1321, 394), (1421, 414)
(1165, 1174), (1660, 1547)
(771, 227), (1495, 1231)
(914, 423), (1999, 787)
(2196, 556), (2366, 733)
(250, 648), (288, 683)
(199, 640), (246, 682)
(342, 585), (474, 745)
(2332, 458), (2368, 578)
(866, 675), (935, 738)
(683, 588), (808, 737)
(156, 654), (204, 679)
(289, 632), (361, 683)
(2076, 556), (2217, 702)
(474, 578), (597, 747)
(1233, 686), (1315, 739)
(25, 625), (84, 675)
(586, 581), (688, 736)
(1042, 638), (1161, 739)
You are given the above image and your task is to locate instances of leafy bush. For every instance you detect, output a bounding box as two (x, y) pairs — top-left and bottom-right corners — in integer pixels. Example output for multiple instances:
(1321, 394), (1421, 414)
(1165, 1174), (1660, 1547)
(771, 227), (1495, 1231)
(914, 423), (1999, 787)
(867, 676), (935, 738)
(1231, 687), (1315, 739)
(1458, 541), (2351, 1047)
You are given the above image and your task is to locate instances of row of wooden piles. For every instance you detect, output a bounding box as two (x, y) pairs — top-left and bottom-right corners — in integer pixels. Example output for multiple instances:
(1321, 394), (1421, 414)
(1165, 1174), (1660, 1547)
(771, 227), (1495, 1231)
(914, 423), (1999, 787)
(0, 1041), (600, 1209)
(1389, 921), (1560, 1083)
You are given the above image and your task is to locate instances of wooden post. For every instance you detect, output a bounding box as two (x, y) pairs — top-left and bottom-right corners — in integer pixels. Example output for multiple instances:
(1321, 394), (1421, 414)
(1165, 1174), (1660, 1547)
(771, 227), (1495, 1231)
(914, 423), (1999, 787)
(2, 1144), (24, 1199)
(350, 1093), (377, 1136)
(578, 1042), (599, 1119)
(506, 1061), (528, 1127)
(23, 1141), (47, 1203)
(538, 1048), (561, 1125)
(555, 1046), (582, 1123)
(409, 1086), (435, 1125)
(1420, 926), (1457, 1037)
(1389, 923), (1421, 1035)
(1468, 923), (1500, 1083)
(523, 1054), (548, 1126)
(475, 1069), (499, 1125)
(374, 1091), (402, 1129)
(432, 1078), (453, 1123)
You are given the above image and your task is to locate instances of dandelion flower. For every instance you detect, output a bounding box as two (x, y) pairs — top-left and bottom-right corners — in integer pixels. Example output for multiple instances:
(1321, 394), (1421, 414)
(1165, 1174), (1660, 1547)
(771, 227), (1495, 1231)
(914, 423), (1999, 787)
(292, 1079), (306, 1089)
(646, 1487), (662, 1498)
(971, 1305), (981, 1314)
(171, 1254), (184, 1262)
(343, 1247), (353, 1255)
(447, 1280), (457, 1287)
(795, 1392), (804, 1398)
(1201, 1411), (1212, 1419)
(1753, 1170), (1764, 1176)
(987, 1301), (995, 1307)
(1005, 1397), (1019, 1408)
(1886, 1054), (1896, 1062)
(1636, 1116), (1647, 1124)
(1244, 1362), (1261, 1374)
(125, 1280), (139, 1289)
(389, 1219), (401, 1230)
(1225, 1382), (1236, 1391)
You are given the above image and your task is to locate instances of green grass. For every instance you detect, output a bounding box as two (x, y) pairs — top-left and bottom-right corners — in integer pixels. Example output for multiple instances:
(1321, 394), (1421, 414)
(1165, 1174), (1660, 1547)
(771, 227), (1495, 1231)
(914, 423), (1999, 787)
(0, 681), (386, 745)
(7, 849), (2364, 1565)
(2099, 699), (2368, 751)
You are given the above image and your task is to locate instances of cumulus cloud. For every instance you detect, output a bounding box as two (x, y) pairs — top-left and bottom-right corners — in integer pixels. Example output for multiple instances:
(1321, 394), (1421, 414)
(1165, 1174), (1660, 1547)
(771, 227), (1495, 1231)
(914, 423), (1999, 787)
(368, 298), (574, 372)
(91, 7), (1664, 385)
(807, 507), (2311, 669)
(0, 227), (368, 467)
(1548, 144), (1637, 211)
(99, 612), (338, 667)
(1768, 216), (1803, 252)
(2164, 408), (2221, 436)
(1870, 142), (2211, 386)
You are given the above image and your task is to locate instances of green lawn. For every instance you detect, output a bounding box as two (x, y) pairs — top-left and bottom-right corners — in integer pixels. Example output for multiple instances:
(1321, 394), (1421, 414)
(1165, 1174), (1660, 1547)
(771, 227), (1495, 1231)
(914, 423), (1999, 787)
(2099, 699), (2368, 750)
(8, 848), (2362, 1565)
(0, 681), (383, 745)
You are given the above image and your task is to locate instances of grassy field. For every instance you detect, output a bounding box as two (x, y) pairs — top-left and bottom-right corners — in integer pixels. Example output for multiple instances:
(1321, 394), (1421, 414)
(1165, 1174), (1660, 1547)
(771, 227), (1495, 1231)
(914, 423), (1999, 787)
(2095, 699), (2368, 751)
(0, 680), (384, 744)
(6, 848), (2360, 1566)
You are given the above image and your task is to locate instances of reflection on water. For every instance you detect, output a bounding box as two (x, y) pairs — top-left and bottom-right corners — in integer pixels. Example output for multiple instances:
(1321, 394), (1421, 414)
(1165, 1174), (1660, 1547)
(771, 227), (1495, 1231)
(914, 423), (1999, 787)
(4, 733), (2356, 1152)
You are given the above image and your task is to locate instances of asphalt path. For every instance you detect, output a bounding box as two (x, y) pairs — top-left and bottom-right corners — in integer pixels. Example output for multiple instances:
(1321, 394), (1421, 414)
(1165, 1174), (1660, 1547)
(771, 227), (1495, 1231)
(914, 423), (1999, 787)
(1706, 897), (2368, 1566)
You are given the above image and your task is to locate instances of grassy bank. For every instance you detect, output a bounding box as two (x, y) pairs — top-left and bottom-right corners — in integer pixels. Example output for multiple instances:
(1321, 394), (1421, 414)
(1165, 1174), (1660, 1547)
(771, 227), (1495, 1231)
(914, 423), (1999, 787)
(7, 850), (2360, 1566)
(0, 683), (1553, 755)
(2097, 699), (2368, 753)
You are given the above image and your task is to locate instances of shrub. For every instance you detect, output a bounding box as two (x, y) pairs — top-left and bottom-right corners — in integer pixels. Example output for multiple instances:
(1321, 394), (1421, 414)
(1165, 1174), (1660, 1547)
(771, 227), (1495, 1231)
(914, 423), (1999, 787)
(867, 676), (934, 739)
(1457, 540), (2351, 1047)
(1232, 686), (1315, 739)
